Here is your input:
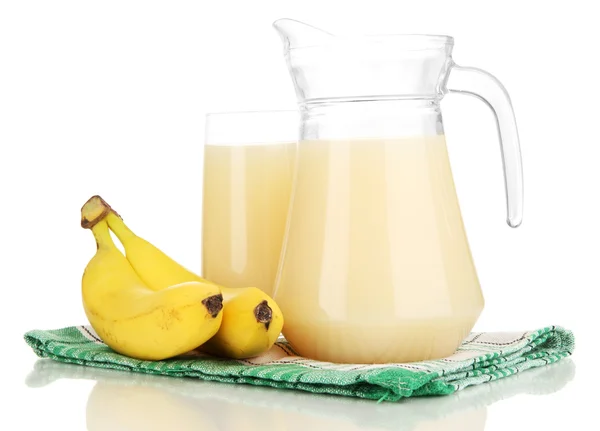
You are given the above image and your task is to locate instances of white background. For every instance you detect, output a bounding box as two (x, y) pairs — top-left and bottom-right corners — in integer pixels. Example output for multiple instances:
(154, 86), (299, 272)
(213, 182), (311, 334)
(0, 1), (597, 429)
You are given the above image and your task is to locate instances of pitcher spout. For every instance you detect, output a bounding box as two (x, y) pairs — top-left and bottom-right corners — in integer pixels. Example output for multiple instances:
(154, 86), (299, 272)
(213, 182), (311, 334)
(273, 18), (333, 52)
(273, 18), (453, 104)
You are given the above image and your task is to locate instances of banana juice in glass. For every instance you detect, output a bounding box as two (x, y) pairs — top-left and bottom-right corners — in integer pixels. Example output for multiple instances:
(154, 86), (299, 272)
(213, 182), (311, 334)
(202, 111), (297, 296)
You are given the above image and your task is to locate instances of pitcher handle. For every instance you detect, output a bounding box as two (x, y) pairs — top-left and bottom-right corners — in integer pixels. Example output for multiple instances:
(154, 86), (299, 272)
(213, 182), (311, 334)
(445, 63), (523, 228)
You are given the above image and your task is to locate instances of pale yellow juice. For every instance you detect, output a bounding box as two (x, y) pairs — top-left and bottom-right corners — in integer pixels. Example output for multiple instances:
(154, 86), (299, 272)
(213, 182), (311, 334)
(202, 143), (296, 295)
(274, 135), (483, 363)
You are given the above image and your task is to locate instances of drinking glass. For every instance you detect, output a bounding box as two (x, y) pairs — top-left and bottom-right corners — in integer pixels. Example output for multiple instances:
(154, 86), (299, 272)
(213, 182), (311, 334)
(202, 111), (298, 296)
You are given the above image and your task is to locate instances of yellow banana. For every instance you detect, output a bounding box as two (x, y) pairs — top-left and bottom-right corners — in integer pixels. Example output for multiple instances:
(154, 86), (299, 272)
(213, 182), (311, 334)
(84, 196), (284, 359)
(81, 199), (223, 361)
(200, 287), (282, 359)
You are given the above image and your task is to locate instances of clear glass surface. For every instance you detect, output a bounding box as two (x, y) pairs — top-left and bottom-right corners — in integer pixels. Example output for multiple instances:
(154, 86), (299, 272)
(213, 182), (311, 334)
(202, 111), (298, 296)
(273, 19), (524, 363)
(274, 18), (522, 227)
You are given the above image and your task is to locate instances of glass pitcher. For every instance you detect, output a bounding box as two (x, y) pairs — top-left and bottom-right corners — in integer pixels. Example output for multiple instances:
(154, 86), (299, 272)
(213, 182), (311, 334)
(272, 19), (523, 364)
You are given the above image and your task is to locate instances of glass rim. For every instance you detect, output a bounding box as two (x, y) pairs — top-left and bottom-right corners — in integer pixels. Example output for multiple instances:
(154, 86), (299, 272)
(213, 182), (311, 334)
(284, 34), (454, 51)
(205, 109), (298, 118)
(205, 109), (299, 146)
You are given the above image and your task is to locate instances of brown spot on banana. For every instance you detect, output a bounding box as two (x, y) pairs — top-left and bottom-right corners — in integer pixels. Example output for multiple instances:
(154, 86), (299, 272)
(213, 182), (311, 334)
(202, 294), (224, 318)
(254, 300), (273, 330)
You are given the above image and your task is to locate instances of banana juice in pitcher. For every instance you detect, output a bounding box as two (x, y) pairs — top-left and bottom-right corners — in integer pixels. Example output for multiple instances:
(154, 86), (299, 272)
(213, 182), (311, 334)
(272, 20), (523, 363)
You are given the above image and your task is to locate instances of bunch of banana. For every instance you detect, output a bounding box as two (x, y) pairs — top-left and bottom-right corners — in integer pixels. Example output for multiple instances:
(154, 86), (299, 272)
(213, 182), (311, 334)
(80, 199), (223, 361)
(80, 195), (284, 360)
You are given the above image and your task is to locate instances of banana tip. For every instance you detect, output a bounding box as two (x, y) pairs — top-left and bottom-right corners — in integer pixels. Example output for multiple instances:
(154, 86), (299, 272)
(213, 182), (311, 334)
(254, 300), (273, 330)
(202, 294), (224, 318)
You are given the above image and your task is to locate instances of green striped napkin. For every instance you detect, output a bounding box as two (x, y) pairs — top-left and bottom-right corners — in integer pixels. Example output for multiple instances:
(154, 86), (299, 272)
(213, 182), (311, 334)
(24, 325), (574, 402)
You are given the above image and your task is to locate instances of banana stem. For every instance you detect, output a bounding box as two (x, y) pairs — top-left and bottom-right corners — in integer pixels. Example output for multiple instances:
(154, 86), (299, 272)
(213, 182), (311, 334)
(106, 212), (136, 243)
(91, 221), (117, 250)
(81, 195), (112, 229)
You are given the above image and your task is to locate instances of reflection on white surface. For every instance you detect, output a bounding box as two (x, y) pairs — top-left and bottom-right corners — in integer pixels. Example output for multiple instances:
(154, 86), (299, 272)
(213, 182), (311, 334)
(26, 359), (574, 431)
